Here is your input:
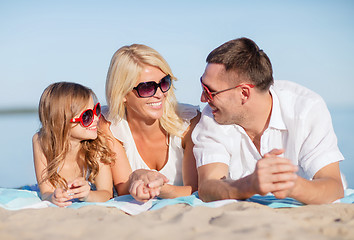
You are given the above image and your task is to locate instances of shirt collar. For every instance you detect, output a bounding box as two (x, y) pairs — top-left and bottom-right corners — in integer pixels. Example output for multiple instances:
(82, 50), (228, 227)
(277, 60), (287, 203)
(268, 86), (287, 130)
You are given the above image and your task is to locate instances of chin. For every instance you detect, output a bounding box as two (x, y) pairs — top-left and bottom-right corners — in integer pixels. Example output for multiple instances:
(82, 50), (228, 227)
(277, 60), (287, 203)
(147, 110), (164, 120)
(87, 133), (98, 140)
(213, 115), (230, 125)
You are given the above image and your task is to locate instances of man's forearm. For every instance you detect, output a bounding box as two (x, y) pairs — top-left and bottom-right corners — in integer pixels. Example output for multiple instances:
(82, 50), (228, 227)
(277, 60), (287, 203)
(288, 176), (344, 204)
(198, 175), (256, 202)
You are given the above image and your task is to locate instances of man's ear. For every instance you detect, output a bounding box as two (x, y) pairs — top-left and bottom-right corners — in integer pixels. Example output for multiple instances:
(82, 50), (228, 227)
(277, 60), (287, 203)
(240, 85), (252, 104)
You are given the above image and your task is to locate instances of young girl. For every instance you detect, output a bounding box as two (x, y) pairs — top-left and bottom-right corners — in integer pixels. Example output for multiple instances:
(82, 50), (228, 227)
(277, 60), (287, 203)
(32, 82), (115, 207)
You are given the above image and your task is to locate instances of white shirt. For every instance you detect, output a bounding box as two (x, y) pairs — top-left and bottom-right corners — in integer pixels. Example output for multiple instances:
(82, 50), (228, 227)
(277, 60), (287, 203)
(192, 80), (344, 180)
(104, 103), (199, 186)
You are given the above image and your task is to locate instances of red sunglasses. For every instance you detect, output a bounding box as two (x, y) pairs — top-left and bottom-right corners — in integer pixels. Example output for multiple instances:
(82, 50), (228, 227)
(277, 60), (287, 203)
(201, 77), (254, 101)
(70, 103), (101, 127)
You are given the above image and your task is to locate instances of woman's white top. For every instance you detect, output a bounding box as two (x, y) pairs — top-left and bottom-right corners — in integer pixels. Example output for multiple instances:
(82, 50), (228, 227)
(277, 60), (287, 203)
(104, 103), (199, 186)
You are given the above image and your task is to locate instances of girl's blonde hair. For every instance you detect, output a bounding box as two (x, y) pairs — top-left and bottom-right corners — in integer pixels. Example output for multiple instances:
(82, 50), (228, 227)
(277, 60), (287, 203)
(105, 44), (184, 137)
(38, 82), (115, 189)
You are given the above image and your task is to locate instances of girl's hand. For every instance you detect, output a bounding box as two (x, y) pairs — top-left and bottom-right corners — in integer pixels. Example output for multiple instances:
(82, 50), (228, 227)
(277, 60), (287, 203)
(51, 188), (73, 207)
(66, 177), (91, 201)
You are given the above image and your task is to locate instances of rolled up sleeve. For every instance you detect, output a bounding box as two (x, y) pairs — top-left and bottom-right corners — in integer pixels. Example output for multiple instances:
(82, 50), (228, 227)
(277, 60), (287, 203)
(192, 106), (233, 168)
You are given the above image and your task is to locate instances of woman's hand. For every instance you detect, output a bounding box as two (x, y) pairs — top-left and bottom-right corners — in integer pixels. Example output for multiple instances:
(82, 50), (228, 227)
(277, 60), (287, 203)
(51, 188), (73, 207)
(128, 169), (169, 202)
(66, 177), (91, 201)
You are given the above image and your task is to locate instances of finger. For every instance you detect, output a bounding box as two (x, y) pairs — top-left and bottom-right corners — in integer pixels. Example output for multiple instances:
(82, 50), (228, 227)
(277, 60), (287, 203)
(257, 157), (293, 169)
(146, 171), (168, 182)
(67, 180), (90, 196)
(272, 190), (290, 199)
(147, 178), (165, 188)
(54, 200), (72, 207)
(150, 188), (161, 198)
(269, 172), (298, 183)
(146, 172), (161, 183)
(129, 180), (143, 197)
(54, 188), (66, 197)
(263, 148), (285, 158)
(54, 196), (72, 203)
(134, 183), (150, 202)
(268, 180), (296, 193)
(71, 191), (90, 200)
(162, 175), (169, 184)
(69, 179), (87, 189)
(267, 164), (298, 175)
(67, 187), (90, 201)
(54, 191), (72, 202)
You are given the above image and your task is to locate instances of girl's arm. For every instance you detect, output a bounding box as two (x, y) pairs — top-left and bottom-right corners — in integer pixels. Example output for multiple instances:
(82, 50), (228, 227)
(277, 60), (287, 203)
(90, 161), (114, 201)
(32, 133), (73, 207)
(67, 161), (113, 202)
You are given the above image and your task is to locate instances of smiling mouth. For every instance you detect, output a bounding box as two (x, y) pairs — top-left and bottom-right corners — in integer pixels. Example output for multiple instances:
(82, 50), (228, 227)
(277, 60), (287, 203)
(209, 104), (218, 113)
(148, 102), (162, 107)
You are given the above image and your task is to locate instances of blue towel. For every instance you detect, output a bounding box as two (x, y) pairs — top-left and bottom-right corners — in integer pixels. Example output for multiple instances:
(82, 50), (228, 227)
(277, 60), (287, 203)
(1, 187), (354, 215)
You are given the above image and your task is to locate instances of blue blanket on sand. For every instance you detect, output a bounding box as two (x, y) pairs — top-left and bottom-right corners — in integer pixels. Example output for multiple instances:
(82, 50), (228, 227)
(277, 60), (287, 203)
(1, 187), (354, 215)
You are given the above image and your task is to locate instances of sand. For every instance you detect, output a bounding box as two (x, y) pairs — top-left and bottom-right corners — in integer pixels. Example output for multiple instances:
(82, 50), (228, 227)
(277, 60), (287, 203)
(1, 202), (354, 240)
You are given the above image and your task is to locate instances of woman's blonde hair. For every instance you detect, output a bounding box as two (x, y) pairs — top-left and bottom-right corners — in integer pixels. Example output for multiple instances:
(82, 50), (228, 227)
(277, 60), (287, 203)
(105, 44), (184, 137)
(38, 82), (115, 189)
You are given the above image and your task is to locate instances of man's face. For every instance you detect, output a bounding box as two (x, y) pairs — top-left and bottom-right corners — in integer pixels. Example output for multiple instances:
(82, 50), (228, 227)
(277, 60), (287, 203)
(200, 63), (246, 125)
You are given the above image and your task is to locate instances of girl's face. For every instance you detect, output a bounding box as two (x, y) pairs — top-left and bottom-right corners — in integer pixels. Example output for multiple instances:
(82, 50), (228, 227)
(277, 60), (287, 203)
(70, 97), (99, 142)
(124, 65), (169, 123)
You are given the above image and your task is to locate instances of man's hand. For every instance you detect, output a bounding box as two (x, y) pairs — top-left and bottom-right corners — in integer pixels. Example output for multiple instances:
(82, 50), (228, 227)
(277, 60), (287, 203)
(251, 149), (298, 197)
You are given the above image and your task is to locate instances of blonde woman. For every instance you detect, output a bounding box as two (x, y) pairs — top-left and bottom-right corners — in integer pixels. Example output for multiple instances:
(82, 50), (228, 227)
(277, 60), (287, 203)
(32, 82), (115, 207)
(100, 44), (200, 202)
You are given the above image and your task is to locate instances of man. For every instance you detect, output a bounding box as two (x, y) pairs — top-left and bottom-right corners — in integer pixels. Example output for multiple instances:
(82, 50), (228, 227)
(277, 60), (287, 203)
(192, 37), (344, 204)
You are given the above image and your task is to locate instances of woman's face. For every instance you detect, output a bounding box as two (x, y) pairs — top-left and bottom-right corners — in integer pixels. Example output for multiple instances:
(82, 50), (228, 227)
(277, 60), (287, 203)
(70, 97), (99, 142)
(124, 65), (169, 123)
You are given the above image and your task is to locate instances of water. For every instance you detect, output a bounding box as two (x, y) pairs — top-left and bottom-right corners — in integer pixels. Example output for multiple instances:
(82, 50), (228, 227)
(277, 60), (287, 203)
(0, 106), (353, 188)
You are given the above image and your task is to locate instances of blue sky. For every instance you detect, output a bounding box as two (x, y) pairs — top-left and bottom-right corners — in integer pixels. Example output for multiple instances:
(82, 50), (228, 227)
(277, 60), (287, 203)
(0, 0), (353, 109)
(1, 0), (354, 188)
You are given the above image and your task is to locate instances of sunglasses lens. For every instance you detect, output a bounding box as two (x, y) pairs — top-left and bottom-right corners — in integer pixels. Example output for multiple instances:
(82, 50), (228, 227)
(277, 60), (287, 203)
(95, 103), (101, 117)
(160, 75), (171, 92)
(137, 82), (156, 97)
(202, 85), (211, 101)
(81, 110), (93, 127)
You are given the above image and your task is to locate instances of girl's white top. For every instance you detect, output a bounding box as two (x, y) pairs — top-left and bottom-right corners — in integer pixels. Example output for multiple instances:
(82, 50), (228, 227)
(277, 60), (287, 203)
(103, 103), (199, 186)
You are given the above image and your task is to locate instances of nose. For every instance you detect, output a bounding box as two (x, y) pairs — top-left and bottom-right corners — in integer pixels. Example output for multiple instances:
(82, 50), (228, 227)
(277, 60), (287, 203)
(93, 114), (100, 124)
(200, 92), (208, 103)
(154, 86), (164, 98)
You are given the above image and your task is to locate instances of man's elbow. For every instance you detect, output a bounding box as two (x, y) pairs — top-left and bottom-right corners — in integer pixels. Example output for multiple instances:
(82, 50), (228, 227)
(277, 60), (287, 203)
(336, 181), (345, 200)
(198, 180), (216, 202)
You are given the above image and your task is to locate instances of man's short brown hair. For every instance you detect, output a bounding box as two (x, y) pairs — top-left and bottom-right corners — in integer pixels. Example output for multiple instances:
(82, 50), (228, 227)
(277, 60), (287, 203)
(206, 37), (274, 91)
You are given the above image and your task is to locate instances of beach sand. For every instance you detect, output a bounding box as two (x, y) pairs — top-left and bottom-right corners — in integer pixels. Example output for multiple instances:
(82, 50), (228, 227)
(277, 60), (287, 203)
(1, 202), (354, 240)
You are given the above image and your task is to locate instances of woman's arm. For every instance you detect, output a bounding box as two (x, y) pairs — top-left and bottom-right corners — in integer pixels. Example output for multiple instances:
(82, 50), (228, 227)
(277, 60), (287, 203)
(155, 112), (202, 199)
(181, 112), (201, 192)
(98, 116), (132, 196)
